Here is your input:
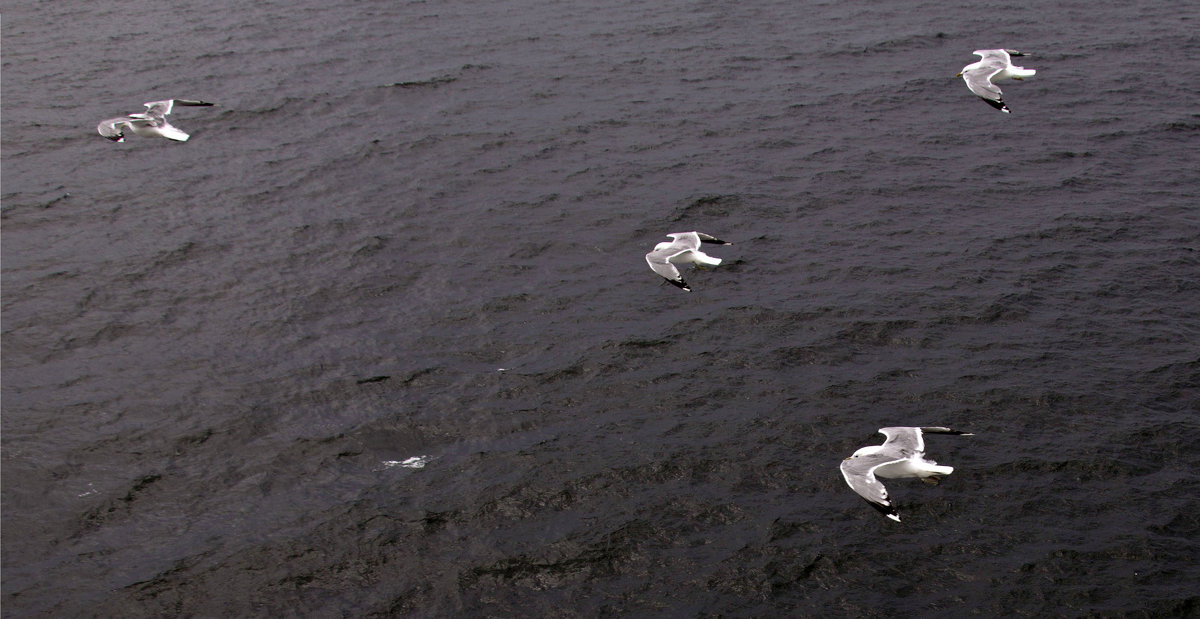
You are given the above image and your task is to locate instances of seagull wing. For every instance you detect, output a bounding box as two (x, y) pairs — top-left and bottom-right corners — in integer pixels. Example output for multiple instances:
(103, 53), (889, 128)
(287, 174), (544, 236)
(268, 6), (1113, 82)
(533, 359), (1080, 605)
(143, 99), (215, 116)
(142, 100), (175, 117)
(841, 453), (905, 522)
(963, 65), (1005, 101)
(171, 99), (215, 107)
(964, 68), (1009, 111)
(646, 246), (690, 290)
(878, 427), (925, 456)
(695, 232), (729, 245)
(879, 426), (973, 455)
(126, 112), (165, 127)
(973, 49), (1012, 63)
(153, 122), (192, 142)
(665, 232), (702, 250)
(918, 426), (973, 436)
(97, 117), (132, 141)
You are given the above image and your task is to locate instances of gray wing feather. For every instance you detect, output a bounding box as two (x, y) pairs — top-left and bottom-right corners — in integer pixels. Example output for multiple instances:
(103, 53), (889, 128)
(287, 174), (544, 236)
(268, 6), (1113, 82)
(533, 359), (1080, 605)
(841, 454), (905, 520)
(97, 117), (129, 139)
(126, 112), (165, 127)
(142, 100), (174, 116)
(666, 232), (702, 250)
(963, 66), (1005, 101)
(646, 250), (683, 280)
(141, 99), (213, 116)
(974, 49), (1011, 62)
(878, 426), (972, 455)
(645, 247), (688, 288)
(878, 427), (925, 455)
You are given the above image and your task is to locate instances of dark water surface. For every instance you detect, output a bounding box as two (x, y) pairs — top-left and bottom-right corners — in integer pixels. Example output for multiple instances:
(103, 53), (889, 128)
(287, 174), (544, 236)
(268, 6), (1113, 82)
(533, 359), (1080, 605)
(3, 0), (1199, 615)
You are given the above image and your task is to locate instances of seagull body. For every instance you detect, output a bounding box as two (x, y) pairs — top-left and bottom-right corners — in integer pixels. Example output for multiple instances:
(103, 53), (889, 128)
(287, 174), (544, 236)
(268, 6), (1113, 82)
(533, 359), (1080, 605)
(97, 99), (214, 142)
(957, 49), (1035, 113)
(840, 426), (973, 522)
(645, 231), (729, 291)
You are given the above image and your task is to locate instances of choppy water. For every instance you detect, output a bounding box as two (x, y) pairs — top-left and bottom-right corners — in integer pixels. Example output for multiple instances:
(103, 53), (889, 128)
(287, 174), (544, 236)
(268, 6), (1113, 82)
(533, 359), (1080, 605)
(3, 0), (1198, 615)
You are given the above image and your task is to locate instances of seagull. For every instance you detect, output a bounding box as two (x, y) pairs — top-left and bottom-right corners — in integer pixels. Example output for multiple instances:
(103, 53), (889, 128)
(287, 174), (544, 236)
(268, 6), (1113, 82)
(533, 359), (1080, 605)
(645, 231), (730, 291)
(840, 426), (973, 522)
(97, 99), (215, 142)
(956, 49), (1036, 113)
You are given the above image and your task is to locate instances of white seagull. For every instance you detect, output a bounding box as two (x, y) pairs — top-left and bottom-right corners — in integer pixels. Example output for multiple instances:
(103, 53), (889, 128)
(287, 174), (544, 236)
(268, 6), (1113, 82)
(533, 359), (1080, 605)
(645, 231), (729, 291)
(97, 99), (215, 142)
(840, 426), (973, 522)
(956, 49), (1036, 113)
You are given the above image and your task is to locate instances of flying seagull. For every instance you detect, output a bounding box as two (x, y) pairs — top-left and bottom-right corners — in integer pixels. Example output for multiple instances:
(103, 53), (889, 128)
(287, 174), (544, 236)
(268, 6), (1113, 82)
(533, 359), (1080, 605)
(956, 49), (1036, 113)
(645, 231), (729, 291)
(840, 426), (973, 522)
(97, 99), (215, 142)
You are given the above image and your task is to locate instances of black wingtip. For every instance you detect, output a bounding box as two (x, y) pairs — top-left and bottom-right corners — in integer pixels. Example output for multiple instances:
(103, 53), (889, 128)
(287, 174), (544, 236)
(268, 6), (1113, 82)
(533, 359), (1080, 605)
(980, 97), (1010, 113)
(865, 499), (901, 522)
(665, 278), (691, 291)
(920, 427), (973, 436)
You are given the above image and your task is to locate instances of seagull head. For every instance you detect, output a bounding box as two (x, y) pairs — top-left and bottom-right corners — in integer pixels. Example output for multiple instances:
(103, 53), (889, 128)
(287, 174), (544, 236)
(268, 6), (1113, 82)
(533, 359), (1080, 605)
(850, 445), (883, 458)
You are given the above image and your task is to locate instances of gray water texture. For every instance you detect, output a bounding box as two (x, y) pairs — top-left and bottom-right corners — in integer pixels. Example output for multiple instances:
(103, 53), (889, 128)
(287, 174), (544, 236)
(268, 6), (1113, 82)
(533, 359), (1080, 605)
(2, 0), (1199, 616)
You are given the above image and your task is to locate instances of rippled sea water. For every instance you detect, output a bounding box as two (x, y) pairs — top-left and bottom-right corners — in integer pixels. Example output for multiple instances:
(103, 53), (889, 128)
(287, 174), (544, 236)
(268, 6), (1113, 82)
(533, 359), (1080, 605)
(3, 0), (1198, 615)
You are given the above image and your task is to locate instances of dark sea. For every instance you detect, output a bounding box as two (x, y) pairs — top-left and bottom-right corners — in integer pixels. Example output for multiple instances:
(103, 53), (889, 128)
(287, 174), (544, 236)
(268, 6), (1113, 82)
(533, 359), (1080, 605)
(3, 0), (1199, 616)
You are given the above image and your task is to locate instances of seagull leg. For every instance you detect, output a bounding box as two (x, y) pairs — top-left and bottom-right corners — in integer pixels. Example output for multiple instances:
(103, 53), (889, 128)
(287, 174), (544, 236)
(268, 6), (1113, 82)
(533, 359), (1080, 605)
(921, 476), (941, 486)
